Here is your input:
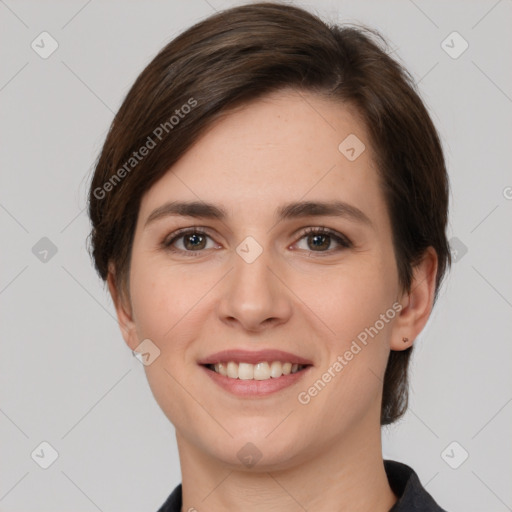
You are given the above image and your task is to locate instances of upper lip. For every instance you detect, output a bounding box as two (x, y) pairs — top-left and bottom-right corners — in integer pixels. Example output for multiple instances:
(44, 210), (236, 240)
(198, 349), (313, 366)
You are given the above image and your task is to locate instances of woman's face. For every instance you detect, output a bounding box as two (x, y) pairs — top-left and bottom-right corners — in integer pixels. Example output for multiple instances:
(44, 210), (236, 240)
(116, 89), (408, 469)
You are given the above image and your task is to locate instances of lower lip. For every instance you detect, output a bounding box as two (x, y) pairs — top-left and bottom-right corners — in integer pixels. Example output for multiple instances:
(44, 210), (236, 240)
(200, 365), (312, 397)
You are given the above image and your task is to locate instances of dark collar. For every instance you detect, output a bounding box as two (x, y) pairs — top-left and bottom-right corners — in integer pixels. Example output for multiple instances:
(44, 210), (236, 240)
(157, 459), (447, 511)
(385, 460), (447, 511)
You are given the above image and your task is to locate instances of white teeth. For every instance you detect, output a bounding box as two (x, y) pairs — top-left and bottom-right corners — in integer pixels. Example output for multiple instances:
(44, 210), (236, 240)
(210, 361), (306, 380)
(254, 362), (270, 380)
(214, 363), (228, 376)
(282, 362), (292, 375)
(227, 361), (238, 379)
(238, 363), (254, 380)
(269, 361), (282, 378)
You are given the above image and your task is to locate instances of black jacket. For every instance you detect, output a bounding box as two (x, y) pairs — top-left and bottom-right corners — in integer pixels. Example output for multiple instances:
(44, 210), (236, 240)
(156, 459), (447, 511)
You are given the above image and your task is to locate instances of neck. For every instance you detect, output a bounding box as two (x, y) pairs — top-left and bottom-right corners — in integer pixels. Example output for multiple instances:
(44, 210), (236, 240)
(176, 411), (397, 512)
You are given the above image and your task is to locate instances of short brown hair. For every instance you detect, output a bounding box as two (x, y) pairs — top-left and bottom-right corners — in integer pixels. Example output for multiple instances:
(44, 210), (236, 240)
(87, 2), (450, 425)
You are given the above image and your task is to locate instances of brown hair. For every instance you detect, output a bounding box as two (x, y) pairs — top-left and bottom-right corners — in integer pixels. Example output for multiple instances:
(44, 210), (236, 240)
(87, 2), (450, 425)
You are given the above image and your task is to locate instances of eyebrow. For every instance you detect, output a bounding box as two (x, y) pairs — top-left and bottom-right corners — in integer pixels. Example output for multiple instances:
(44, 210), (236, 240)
(144, 200), (373, 228)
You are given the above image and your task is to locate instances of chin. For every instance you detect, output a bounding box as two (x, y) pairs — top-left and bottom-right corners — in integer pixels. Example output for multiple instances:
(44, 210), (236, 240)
(215, 443), (307, 473)
(202, 425), (310, 471)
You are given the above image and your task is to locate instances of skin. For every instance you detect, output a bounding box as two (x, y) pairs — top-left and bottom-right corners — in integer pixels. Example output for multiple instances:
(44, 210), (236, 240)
(108, 88), (438, 512)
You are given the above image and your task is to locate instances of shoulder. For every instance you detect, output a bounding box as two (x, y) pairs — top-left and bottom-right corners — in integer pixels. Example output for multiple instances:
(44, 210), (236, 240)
(156, 483), (182, 512)
(385, 459), (449, 511)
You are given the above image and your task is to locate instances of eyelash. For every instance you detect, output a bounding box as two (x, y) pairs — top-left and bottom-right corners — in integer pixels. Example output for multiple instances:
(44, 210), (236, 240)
(162, 226), (352, 258)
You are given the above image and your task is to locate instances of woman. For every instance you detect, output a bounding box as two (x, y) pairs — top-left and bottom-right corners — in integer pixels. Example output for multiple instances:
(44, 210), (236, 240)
(87, 3), (451, 510)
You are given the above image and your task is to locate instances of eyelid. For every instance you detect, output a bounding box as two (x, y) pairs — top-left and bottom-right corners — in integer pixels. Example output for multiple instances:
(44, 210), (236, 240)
(308, 226), (351, 241)
(163, 225), (212, 243)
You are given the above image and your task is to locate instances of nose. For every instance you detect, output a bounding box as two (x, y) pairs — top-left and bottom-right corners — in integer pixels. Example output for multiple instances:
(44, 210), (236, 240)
(216, 243), (293, 333)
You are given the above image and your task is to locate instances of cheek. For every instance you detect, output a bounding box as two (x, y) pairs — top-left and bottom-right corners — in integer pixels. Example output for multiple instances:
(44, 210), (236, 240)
(129, 257), (199, 342)
(128, 261), (208, 427)
(296, 256), (397, 343)
(293, 255), (398, 418)
(294, 267), (397, 432)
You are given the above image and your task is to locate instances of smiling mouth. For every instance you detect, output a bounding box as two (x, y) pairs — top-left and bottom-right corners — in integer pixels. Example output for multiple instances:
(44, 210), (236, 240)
(203, 361), (310, 381)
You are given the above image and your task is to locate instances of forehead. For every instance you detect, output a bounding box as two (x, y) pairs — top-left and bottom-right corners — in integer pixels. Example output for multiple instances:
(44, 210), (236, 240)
(138, 89), (386, 224)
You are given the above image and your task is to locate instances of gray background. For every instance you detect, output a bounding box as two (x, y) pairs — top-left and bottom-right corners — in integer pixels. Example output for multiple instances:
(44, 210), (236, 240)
(1, 0), (511, 510)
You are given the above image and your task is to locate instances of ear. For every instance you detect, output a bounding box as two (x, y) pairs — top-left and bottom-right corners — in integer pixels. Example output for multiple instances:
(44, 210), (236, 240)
(107, 263), (139, 352)
(390, 247), (438, 351)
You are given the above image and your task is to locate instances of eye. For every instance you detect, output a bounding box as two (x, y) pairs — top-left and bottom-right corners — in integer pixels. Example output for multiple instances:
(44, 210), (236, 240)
(163, 227), (219, 255)
(162, 226), (352, 257)
(294, 227), (352, 254)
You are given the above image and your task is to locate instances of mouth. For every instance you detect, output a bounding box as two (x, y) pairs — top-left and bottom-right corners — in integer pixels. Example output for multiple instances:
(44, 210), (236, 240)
(198, 349), (313, 396)
(203, 361), (310, 380)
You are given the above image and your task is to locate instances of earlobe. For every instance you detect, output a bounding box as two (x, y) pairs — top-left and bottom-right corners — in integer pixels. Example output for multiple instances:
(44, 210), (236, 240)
(107, 264), (138, 351)
(390, 247), (438, 351)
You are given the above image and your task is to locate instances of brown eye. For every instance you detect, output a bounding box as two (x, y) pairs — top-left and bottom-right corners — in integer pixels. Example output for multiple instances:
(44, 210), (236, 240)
(182, 232), (207, 251)
(164, 228), (217, 255)
(295, 227), (352, 254)
(306, 233), (331, 251)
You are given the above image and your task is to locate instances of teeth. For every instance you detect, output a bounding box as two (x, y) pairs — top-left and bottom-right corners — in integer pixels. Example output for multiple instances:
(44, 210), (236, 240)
(238, 363), (253, 380)
(217, 362), (228, 376)
(270, 361), (282, 378)
(212, 361), (306, 380)
(227, 361), (238, 379)
(253, 362), (270, 380)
